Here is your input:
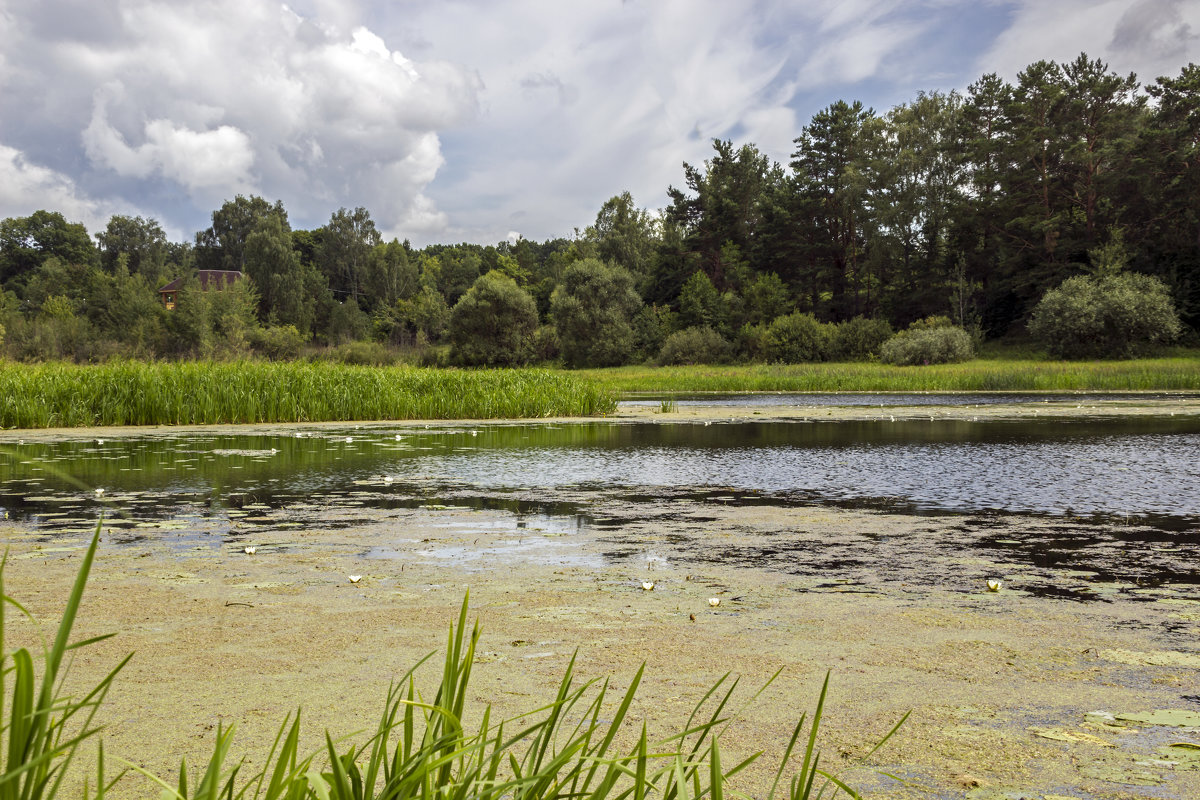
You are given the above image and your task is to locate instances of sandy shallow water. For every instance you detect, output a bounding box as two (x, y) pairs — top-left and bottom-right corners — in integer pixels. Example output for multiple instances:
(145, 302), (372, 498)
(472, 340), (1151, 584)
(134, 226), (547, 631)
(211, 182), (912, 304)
(3, 399), (1200, 799)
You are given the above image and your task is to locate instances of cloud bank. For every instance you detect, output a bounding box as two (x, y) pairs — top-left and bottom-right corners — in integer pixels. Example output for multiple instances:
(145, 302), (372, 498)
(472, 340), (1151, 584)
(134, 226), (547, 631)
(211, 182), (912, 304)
(0, 1), (1196, 245)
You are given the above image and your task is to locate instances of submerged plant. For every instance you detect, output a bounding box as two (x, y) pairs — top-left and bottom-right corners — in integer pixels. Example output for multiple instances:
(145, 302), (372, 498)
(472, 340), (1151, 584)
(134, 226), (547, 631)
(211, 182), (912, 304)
(3, 533), (906, 800)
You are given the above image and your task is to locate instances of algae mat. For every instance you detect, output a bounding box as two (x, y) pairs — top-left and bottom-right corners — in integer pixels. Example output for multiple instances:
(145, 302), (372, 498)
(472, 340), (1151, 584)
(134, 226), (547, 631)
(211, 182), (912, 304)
(4, 495), (1200, 800)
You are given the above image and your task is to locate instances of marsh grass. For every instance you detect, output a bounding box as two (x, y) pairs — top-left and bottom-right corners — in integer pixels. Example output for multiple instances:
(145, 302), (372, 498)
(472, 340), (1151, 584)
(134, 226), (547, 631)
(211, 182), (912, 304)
(579, 356), (1200, 395)
(0, 362), (616, 429)
(2, 528), (905, 800)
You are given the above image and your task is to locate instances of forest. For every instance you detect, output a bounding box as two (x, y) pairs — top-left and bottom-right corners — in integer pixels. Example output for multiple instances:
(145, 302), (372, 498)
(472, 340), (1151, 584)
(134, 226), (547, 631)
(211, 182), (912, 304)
(0, 54), (1196, 368)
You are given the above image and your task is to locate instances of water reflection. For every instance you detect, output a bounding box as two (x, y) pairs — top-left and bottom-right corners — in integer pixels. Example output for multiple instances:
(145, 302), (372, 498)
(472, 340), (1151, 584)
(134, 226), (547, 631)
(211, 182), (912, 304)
(2, 416), (1199, 526)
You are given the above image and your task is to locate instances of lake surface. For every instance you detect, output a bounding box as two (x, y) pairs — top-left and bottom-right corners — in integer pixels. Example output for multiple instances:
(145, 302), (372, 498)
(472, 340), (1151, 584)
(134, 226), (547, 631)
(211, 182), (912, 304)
(2, 413), (1198, 528)
(3, 405), (1199, 600)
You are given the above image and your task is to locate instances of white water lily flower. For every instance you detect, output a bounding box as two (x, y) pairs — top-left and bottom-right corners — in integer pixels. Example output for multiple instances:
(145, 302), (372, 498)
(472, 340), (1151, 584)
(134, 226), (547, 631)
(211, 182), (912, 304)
(94, 488), (105, 496)
(708, 597), (720, 607)
(986, 579), (1001, 592)
(345, 436), (353, 443)
(348, 575), (363, 583)
(642, 581), (655, 591)
(244, 546), (257, 555)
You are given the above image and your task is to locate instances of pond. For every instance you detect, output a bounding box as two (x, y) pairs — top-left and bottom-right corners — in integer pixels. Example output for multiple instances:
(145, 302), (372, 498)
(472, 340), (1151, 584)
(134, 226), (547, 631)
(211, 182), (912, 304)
(2, 403), (1198, 599)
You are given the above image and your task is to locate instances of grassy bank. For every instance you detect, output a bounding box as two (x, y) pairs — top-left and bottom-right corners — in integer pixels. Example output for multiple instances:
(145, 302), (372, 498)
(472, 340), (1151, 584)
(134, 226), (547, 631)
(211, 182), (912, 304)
(578, 356), (1200, 394)
(0, 361), (616, 428)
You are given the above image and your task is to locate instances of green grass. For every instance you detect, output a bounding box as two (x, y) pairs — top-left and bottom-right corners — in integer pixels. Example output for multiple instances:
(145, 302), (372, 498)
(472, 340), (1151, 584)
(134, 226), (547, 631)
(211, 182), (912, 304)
(0, 362), (617, 429)
(577, 356), (1200, 395)
(2, 527), (906, 800)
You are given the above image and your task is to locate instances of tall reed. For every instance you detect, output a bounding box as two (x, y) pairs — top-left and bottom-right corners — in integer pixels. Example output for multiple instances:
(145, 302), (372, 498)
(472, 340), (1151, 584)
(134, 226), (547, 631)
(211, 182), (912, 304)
(0, 362), (617, 429)
(580, 357), (1200, 394)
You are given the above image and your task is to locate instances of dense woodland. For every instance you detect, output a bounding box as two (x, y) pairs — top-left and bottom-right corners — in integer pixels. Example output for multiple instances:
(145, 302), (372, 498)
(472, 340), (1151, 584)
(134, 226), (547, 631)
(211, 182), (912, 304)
(0, 54), (1197, 366)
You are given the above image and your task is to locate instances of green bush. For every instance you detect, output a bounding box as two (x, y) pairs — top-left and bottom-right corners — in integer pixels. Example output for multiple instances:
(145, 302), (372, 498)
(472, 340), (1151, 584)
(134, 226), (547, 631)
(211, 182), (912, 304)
(829, 316), (892, 360)
(879, 324), (973, 365)
(657, 325), (733, 365)
(250, 324), (306, 360)
(1028, 271), (1183, 359)
(763, 312), (832, 363)
(329, 339), (399, 366)
(735, 322), (770, 362)
(449, 270), (539, 366)
(550, 258), (642, 367)
(530, 324), (560, 362)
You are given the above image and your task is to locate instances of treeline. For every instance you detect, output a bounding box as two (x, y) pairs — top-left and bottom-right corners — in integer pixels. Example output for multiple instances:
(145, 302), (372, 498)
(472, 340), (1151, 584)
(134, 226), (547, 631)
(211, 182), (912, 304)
(0, 53), (1196, 366)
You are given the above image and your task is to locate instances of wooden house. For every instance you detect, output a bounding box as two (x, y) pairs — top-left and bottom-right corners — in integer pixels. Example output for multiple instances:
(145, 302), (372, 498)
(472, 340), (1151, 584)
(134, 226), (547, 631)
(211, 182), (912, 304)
(159, 270), (244, 310)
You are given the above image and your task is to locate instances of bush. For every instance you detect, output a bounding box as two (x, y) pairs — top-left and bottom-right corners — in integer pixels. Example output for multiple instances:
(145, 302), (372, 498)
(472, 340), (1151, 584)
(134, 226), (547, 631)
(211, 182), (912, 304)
(1027, 271), (1183, 359)
(763, 312), (832, 363)
(735, 322), (770, 362)
(829, 316), (893, 361)
(329, 339), (399, 366)
(550, 258), (642, 367)
(250, 324), (306, 360)
(657, 325), (733, 365)
(449, 270), (539, 366)
(530, 324), (560, 362)
(880, 325), (973, 365)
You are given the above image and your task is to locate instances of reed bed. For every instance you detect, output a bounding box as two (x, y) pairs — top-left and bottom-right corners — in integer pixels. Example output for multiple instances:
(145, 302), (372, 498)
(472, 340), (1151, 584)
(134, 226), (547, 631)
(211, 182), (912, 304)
(579, 357), (1200, 395)
(0, 362), (617, 428)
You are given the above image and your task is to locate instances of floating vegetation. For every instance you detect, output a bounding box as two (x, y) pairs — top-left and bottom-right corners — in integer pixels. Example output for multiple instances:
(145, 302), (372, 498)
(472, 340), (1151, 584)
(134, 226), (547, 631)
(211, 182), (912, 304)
(0, 361), (617, 428)
(1, 532), (906, 800)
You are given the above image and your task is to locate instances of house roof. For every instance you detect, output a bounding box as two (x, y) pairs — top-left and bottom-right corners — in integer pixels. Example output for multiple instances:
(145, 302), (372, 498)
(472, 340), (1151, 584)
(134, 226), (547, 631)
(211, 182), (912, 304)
(159, 270), (244, 293)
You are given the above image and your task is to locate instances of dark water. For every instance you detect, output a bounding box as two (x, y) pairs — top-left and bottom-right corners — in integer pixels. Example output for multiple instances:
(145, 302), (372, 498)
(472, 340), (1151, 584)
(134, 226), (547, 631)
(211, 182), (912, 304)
(2, 416), (1199, 527)
(2, 414), (1199, 599)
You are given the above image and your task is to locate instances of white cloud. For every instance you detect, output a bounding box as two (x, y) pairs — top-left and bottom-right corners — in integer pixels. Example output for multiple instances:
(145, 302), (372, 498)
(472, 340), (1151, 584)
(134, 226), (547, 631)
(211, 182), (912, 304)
(15, 0), (1190, 248)
(83, 85), (256, 197)
(386, 0), (946, 244)
(0, 143), (119, 234)
(1, 0), (480, 239)
(979, 0), (1200, 83)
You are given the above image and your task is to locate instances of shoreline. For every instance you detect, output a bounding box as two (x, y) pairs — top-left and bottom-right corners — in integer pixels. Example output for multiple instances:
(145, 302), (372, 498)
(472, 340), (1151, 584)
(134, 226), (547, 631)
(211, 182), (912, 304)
(2, 393), (1200, 442)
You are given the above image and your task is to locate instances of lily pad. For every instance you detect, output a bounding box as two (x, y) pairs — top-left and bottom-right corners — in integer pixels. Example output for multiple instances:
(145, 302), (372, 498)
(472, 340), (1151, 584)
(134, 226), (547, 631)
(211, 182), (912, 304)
(1101, 649), (1200, 668)
(1029, 727), (1114, 747)
(1078, 763), (1163, 786)
(1115, 709), (1200, 727)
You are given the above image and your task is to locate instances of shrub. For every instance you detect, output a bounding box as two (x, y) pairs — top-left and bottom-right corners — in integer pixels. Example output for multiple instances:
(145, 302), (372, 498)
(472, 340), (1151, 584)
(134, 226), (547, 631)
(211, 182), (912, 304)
(330, 339), (398, 365)
(735, 322), (770, 362)
(657, 325), (733, 365)
(449, 270), (539, 366)
(550, 258), (641, 367)
(880, 324), (973, 365)
(1028, 271), (1183, 359)
(250, 324), (306, 360)
(830, 316), (893, 361)
(763, 312), (833, 363)
(530, 324), (560, 362)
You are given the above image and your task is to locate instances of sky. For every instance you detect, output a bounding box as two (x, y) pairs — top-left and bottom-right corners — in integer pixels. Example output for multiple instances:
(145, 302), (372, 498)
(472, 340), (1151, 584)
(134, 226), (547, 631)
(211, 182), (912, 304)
(1, 0), (1198, 247)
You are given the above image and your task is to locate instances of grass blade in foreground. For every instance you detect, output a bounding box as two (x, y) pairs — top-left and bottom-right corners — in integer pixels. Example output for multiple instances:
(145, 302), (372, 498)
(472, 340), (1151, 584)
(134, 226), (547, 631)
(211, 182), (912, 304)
(0, 523), (130, 800)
